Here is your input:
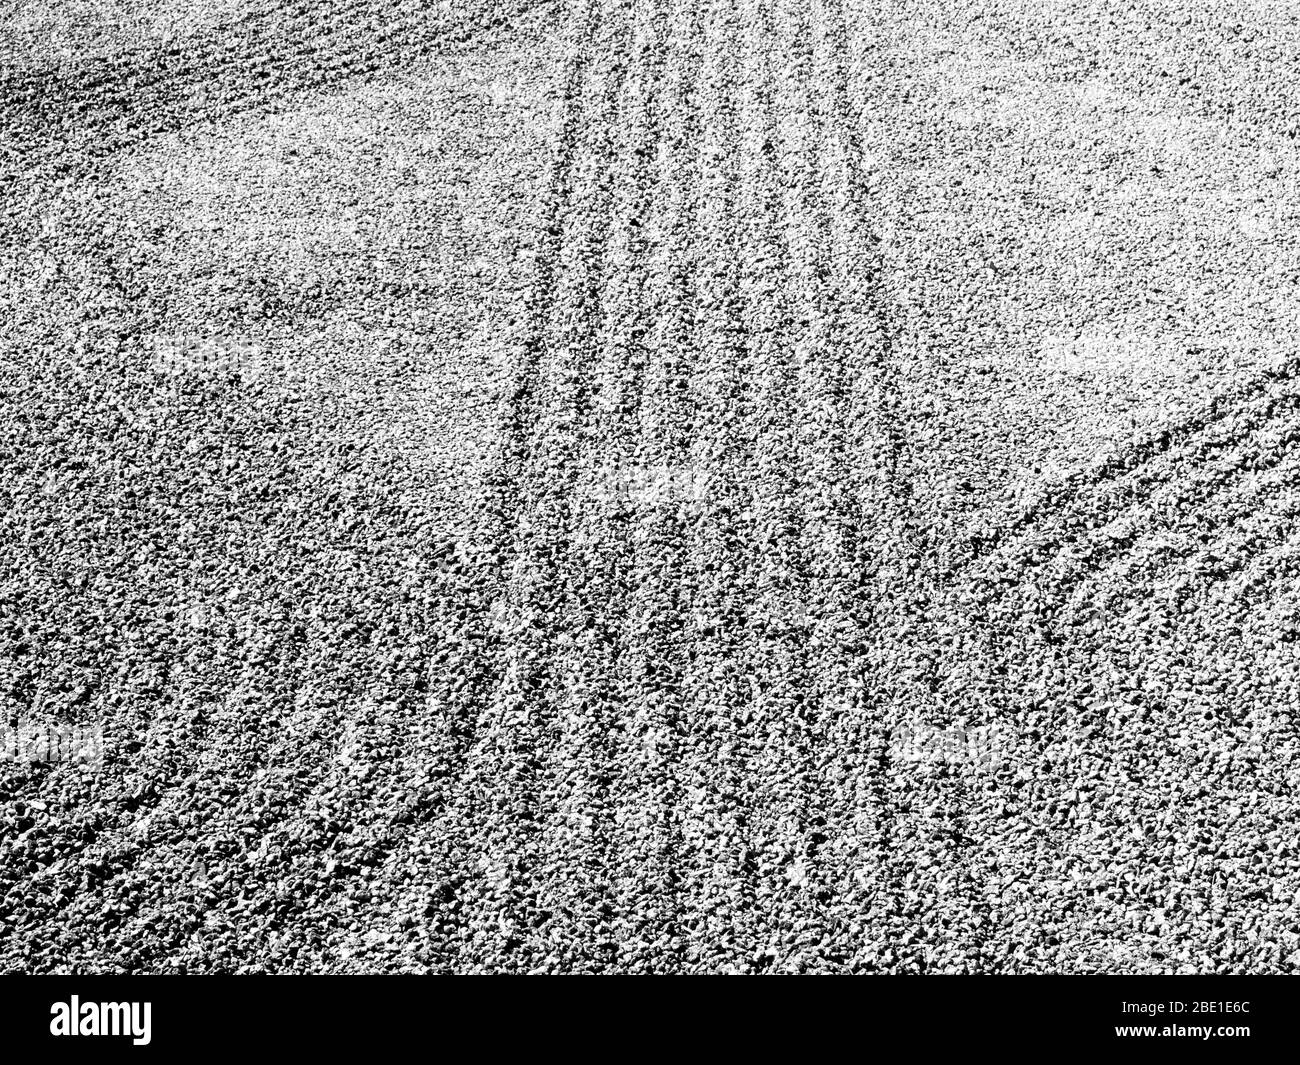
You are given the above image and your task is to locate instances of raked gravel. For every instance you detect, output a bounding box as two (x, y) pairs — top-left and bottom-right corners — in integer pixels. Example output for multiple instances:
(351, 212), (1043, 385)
(2, 0), (1299, 973)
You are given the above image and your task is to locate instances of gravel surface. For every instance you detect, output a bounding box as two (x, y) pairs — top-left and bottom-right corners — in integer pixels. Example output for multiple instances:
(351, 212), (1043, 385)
(2, 0), (1299, 974)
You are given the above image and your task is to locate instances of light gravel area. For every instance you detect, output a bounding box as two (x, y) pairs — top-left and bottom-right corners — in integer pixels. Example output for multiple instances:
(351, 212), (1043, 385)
(2, 0), (1298, 973)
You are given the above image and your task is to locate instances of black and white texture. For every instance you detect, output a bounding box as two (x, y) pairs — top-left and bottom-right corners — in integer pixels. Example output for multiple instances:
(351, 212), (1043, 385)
(2, 0), (1298, 973)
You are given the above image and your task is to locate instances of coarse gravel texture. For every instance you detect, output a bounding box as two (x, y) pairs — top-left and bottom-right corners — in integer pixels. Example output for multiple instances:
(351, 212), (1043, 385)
(1, 0), (1298, 974)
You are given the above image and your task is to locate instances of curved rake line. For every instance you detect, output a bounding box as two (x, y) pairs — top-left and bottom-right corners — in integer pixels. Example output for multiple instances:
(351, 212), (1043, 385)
(958, 356), (1300, 573)
(975, 397), (1300, 596)
(0, 0), (559, 180)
